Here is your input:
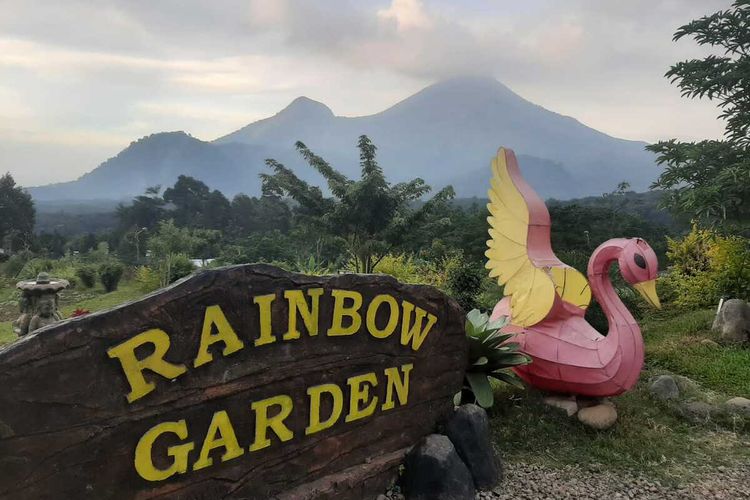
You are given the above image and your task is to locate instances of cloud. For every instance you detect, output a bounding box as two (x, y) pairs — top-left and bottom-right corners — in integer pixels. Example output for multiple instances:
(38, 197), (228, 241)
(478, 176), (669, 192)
(0, 0), (733, 185)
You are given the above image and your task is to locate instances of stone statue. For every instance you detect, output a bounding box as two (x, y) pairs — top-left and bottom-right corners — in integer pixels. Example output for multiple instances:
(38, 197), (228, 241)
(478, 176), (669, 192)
(11, 295), (32, 336)
(14, 272), (69, 337)
(28, 295), (57, 333)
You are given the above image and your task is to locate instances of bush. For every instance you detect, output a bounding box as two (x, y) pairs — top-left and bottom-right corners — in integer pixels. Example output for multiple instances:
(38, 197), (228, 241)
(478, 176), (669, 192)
(76, 265), (97, 288)
(168, 254), (196, 284)
(663, 226), (750, 308)
(2, 252), (31, 278)
(445, 259), (484, 312)
(372, 254), (422, 283)
(99, 262), (124, 292)
(134, 265), (161, 292)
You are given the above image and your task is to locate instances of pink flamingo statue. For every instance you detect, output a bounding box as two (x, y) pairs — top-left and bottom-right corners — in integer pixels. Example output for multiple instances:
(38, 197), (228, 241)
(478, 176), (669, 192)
(486, 148), (661, 397)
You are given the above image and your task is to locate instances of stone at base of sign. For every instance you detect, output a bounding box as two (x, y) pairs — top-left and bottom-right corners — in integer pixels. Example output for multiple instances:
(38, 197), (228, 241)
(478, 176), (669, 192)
(402, 434), (475, 500)
(401, 404), (501, 498)
(444, 404), (501, 490)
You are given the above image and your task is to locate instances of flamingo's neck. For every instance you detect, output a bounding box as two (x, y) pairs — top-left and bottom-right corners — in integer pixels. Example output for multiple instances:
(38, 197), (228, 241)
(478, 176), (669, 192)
(587, 239), (637, 335)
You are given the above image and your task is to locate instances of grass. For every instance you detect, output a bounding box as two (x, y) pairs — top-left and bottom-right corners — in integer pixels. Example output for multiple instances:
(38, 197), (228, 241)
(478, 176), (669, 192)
(488, 308), (750, 484)
(643, 309), (750, 396)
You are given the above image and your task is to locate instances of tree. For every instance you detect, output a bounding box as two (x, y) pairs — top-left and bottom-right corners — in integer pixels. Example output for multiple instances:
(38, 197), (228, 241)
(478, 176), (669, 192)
(647, 1), (750, 229)
(261, 136), (454, 273)
(0, 173), (35, 252)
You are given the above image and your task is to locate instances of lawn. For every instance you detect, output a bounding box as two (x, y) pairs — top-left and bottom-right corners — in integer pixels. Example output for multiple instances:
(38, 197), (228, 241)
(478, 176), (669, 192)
(489, 308), (750, 484)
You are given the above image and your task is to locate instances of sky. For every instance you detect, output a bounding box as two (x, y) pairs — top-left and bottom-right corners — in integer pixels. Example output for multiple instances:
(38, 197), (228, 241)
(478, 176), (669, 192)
(0, 0), (732, 186)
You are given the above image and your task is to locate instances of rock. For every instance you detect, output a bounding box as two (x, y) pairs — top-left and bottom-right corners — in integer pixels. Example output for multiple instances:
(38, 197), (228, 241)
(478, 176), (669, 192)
(680, 401), (715, 422)
(712, 299), (750, 343)
(700, 339), (721, 348)
(403, 434), (475, 500)
(543, 395), (578, 416)
(577, 403), (617, 430)
(444, 404), (501, 490)
(725, 397), (750, 416)
(649, 375), (680, 400)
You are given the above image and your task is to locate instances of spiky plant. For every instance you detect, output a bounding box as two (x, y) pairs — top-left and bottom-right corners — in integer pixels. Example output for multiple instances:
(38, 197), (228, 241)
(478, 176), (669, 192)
(458, 309), (531, 408)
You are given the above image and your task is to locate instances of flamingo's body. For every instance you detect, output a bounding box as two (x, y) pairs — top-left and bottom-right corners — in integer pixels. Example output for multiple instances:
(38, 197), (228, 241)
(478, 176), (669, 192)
(485, 149), (660, 398)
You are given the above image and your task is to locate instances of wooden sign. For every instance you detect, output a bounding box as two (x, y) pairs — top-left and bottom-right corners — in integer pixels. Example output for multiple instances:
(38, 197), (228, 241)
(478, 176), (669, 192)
(0, 264), (466, 499)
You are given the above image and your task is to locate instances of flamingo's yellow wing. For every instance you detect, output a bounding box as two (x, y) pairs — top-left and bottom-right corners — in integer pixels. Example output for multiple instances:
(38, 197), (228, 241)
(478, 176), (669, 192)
(485, 148), (591, 327)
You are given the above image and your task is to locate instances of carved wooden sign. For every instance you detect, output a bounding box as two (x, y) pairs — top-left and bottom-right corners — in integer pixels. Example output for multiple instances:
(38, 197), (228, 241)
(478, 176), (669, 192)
(0, 264), (466, 499)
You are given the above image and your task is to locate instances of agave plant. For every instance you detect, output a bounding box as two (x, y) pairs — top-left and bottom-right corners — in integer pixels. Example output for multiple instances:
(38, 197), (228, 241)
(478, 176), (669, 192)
(458, 309), (532, 408)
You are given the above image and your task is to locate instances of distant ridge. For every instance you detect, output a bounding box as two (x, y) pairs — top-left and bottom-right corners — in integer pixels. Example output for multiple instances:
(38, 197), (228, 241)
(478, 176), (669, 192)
(30, 77), (656, 202)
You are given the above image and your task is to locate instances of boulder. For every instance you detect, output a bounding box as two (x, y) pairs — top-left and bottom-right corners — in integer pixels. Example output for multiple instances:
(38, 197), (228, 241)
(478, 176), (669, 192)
(680, 401), (715, 422)
(725, 397), (750, 416)
(577, 402), (617, 430)
(712, 299), (750, 343)
(649, 375), (680, 401)
(403, 434), (475, 500)
(444, 404), (501, 490)
(543, 395), (578, 416)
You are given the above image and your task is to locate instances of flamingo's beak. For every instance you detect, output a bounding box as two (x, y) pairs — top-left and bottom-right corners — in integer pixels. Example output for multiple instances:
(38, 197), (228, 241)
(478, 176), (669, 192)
(633, 279), (661, 309)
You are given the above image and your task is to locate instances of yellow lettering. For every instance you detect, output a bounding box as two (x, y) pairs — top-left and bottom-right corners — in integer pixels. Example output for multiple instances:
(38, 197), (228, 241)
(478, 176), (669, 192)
(327, 289), (362, 336)
(305, 383), (343, 435)
(345, 372), (378, 422)
(382, 364), (413, 411)
(134, 420), (194, 482)
(193, 410), (244, 471)
(283, 288), (324, 341)
(253, 294), (277, 346)
(400, 301), (437, 351)
(366, 294), (399, 339)
(194, 305), (244, 368)
(107, 329), (187, 403)
(249, 394), (294, 451)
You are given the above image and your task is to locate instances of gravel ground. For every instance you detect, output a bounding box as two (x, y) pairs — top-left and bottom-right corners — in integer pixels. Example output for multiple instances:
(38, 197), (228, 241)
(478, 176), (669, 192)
(479, 461), (750, 500)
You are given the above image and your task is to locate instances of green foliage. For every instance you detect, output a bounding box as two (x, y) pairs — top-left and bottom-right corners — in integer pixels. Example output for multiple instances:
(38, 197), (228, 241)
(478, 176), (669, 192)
(648, 1), (750, 227)
(370, 254), (422, 283)
(99, 262), (124, 292)
(147, 220), (204, 286)
(293, 255), (331, 276)
(661, 226), (750, 307)
(1, 252), (29, 278)
(0, 173), (35, 251)
(134, 265), (161, 292)
(261, 136), (454, 273)
(75, 265), (97, 288)
(445, 259), (483, 312)
(460, 309), (531, 408)
(168, 254), (196, 283)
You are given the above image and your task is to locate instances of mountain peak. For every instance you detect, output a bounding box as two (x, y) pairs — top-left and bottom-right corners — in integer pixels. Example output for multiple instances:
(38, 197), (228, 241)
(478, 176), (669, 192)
(278, 96), (334, 120)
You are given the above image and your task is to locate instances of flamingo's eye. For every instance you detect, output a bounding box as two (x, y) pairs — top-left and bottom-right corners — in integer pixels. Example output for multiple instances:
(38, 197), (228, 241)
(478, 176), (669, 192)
(634, 254), (647, 269)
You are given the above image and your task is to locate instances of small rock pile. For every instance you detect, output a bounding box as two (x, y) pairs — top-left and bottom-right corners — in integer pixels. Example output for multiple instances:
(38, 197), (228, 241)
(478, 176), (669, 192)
(543, 395), (619, 430)
(401, 404), (501, 499)
(648, 373), (750, 423)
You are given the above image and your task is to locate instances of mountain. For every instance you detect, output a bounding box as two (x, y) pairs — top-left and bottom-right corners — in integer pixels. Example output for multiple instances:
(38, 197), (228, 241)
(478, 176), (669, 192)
(30, 77), (657, 202)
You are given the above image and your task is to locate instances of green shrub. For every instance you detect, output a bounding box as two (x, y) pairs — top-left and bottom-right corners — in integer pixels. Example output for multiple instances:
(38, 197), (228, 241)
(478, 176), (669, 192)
(75, 265), (97, 288)
(445, 259), (484, 312)
(168, 254), (196, 284)
(663, 226), (750, 308)
(372, 254), (422, 283)
(99, 262), (124, 292)
(135, 265), (161, 292)
(2, 252), (30, 278)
